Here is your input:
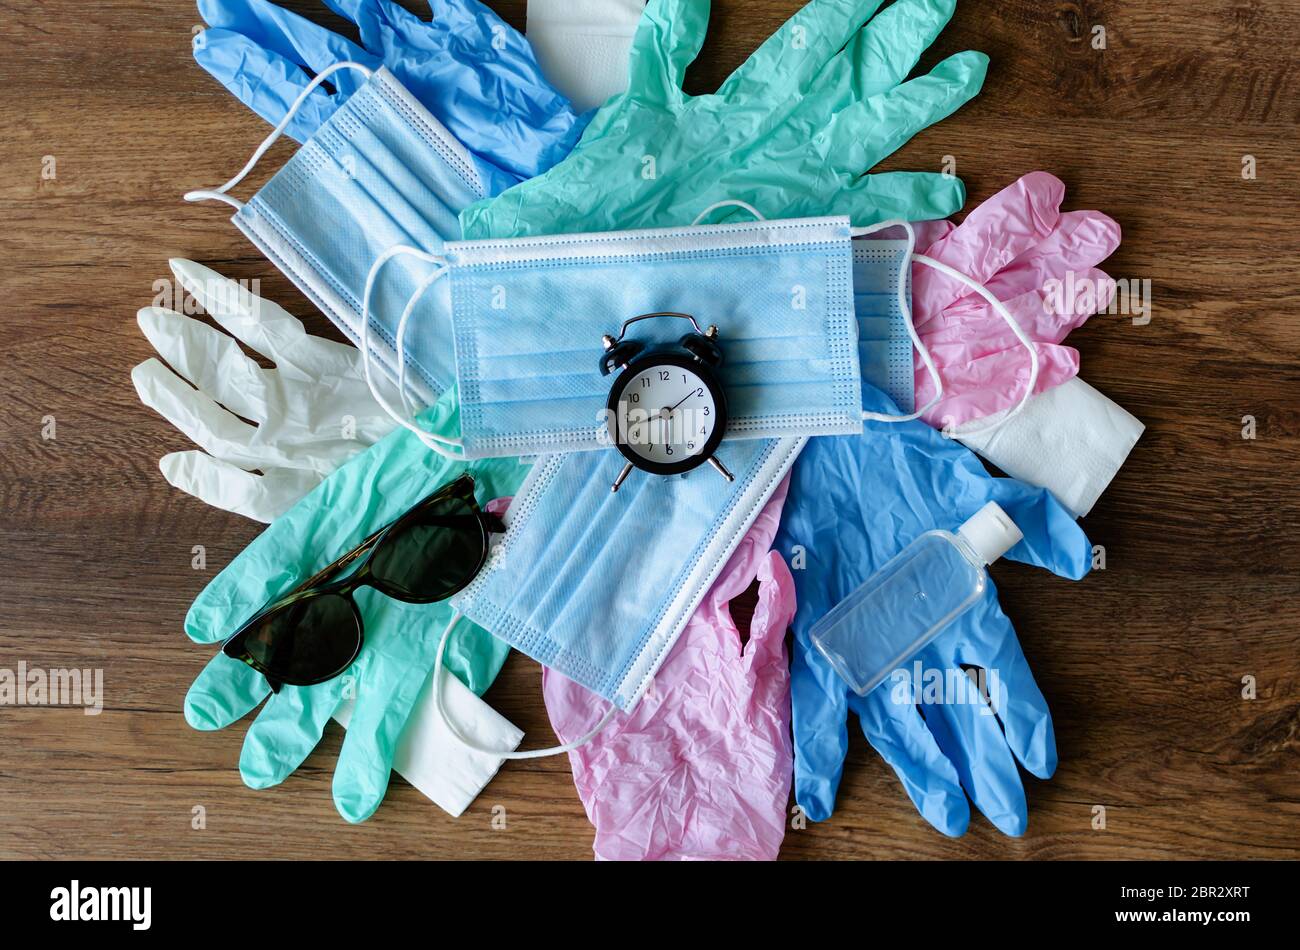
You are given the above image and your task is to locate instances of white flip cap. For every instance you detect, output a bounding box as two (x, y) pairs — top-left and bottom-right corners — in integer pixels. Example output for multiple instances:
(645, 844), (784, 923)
(956, 501), (1023, 565)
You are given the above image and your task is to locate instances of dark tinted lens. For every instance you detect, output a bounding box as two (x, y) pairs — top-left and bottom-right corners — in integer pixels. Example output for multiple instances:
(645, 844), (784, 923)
(243, 593), (360, 684)
(368, 494), (484, 600)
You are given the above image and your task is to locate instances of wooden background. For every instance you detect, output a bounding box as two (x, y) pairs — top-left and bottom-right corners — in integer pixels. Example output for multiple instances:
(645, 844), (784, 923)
(0, 0), (1297, 861)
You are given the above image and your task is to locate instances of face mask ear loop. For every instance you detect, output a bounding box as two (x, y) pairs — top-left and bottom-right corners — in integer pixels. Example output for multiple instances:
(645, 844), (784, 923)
(691, 199), (767, 225)
(394, 264), (447, 420)
(853, 220), (944, 423)
(359, 247), (464, 458)
(914, 252), (1040, 438)
(182, 60), (374, 210)
(433, 611), (619, 758)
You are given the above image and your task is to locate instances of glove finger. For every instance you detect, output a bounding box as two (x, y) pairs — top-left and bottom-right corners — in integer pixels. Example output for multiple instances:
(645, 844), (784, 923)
(240, 678), (345, 789)
(917, 342), (1080, 428)
(198, 0), (373, 93)
(746, 550), (797, 663)
(718, 0), (887, 104)
(170, 259), (293, 356)
(790, 638), (853, 822)
(191, 28), (344, 143)
(426, 602), (510, 696)
(914, 171), (1065, 324)
(834, 0), (959, 100)
(159, 451), (318, 523)
(984, 480), (1093, 579)
(828, 51), (989, 176)
(424, 0), (515, 39)
(924, 287), (1076, 352)
(321, 0), (384, 31)
(185, 651), (271, 727)
(833, 171), (968, 227)
(1035, 266), (1117, 340)
(984, 210), (1121, 299)
(853, 685), (971, 836)
(914, 665), (1030, 836)
(132, 357), (272, 469)
(136, 306), (273, 424)
(957, 594), (1058, 780)
(330, 647), (432, 822)
(627, 0), (711, 104)
(171, 259), (364, 383)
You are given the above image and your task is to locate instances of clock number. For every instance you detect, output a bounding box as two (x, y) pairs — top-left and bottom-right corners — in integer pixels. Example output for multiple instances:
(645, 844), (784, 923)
(703, 406), (710, 415)
(640, 376), (650, 388)
(628, 391), (640, 403)
(659, 371), (670, 381)
(665, 445), (673, 455)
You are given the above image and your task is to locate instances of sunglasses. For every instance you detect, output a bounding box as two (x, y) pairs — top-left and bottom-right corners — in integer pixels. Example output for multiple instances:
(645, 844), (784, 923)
(221, 474), (502, 692)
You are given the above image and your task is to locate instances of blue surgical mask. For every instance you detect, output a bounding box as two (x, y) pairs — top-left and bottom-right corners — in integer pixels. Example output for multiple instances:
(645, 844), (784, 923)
(426, 434), (804, 759)
(853, 239), (915, 413)
(366, 211), (1041, 460)
(362, 214), (864, 459)
(184, 63), (513, 406)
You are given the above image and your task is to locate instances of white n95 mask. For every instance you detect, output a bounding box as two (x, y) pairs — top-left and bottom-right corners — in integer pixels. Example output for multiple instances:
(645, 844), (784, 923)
(185, 63), (512, 407)
(526, 0), (643, 112)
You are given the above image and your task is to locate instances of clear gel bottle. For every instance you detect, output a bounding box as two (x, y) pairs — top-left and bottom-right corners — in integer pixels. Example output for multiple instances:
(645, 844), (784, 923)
(809, 501), (1024, 696)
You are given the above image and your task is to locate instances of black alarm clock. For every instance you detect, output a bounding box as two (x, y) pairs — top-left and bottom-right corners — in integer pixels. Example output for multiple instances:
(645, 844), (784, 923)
(599, 312), (734, 493)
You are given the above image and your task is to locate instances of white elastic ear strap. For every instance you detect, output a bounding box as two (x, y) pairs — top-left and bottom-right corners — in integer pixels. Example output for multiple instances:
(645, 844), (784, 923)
(433, 612), (618, 758)
(850, 220), (1040, 437)
(358, 246), (463, 458)
(691, 199), (766, 225)
(182, 61), (374, 210)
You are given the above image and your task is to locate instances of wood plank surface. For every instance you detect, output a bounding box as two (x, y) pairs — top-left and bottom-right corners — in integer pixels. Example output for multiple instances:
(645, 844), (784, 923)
(0, 0), (1296, 860)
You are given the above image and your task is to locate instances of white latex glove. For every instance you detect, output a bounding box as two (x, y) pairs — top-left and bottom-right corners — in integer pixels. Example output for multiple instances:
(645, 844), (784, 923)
(527, 0), (644, 112)
(132, 260), (395, 522)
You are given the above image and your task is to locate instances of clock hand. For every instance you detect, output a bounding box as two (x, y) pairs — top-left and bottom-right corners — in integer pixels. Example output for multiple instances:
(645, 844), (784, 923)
(668, 389), (697, 413)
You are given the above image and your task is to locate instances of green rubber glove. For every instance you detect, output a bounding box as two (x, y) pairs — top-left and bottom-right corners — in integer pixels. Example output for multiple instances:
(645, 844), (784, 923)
(460, 0), (988, 238)
(183, 388), (531, 822)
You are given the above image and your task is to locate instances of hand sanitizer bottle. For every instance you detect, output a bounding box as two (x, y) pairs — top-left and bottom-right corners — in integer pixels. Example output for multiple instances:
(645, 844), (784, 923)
(809, 501), (1024, 696)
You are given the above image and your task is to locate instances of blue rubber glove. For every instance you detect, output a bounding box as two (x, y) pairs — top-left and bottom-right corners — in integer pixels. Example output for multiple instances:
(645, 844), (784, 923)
(191, 0), (588, 181)
(774, 385), (1092, 837)
(184, 390), (532, 822)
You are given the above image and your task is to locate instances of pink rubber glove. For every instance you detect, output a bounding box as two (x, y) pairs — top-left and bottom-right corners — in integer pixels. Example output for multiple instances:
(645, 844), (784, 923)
(912, 171), (1121, 427)
(542, 475), (796, 861)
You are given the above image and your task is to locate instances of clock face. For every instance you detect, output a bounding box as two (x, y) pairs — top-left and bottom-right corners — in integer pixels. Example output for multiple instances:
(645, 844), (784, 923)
(611, 361), (720, 468)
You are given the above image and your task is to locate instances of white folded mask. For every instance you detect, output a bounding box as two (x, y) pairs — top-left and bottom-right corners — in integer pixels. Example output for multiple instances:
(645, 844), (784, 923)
(334, 666), (522, 817)
(527, 0), (644, 111)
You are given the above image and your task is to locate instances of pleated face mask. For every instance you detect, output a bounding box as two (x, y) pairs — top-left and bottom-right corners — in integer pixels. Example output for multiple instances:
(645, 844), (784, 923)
(854, 238), (916, 413)
(424, 434), (804, 761)
(361, 213), (864, 459)
(184, 63), (514, 406)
